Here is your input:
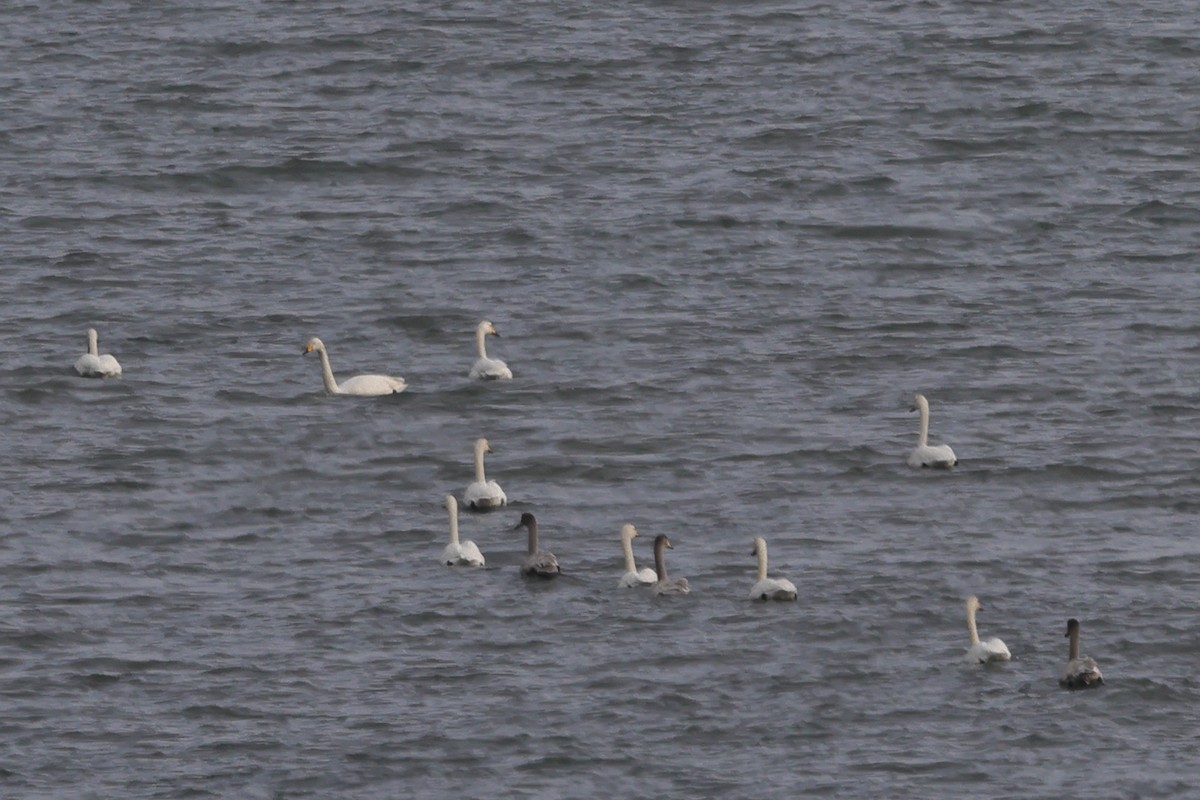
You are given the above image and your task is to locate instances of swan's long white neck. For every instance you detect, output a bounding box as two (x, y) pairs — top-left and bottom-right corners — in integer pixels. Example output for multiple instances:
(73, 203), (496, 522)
(621, 530), (637, 572)
(755, 541), (769, 582)
(966, 602), (981, 645)
(473, 443), (488, 483)
(654, 538), (669, 581)
(87, 329), (99, 356)
(917, 400), (930, 448)
(1068, 626), (1081, 661)
(475, 325), (490, 360)
(447, 500), (460, 546)
(314, 344), (340, 394)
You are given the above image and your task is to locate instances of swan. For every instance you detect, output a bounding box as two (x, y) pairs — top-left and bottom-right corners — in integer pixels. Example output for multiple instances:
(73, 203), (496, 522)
(513, 512), (560, 578)
(749, 537), (798, 601)
(908, 393), (958, 468)
(1060, 618), (1103, 689)
(963, 596), (1011, 663)
(302, 337), (406, 396)
(463, 438), (507, 511)
(74, 328), (122, 378)
(440, 495), (484, 567)
(651, 534), (690, 596)
(617, 524), (657, 588)
(468, 320), (513, 380)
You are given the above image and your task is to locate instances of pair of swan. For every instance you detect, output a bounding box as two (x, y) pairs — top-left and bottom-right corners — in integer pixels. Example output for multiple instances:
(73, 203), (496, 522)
(469, 320), (513, 380)
(616, 526), (687, 594)
(963, 598), (1104, 687)
(437, 503), (558, 579)
(464, 438), (507, 511)
(908, 393), (957, 468)
(74, 329), (122, 378)
(303, 337), (406, 396)
(513, 512), (560, 578)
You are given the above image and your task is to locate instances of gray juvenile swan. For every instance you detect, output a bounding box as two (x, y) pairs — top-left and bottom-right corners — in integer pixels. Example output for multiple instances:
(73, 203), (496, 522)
(964, 596), (1011, 663)
(468, 320), (513, 380)
(513, 512), (560, 578)
(74, 328), (122, 378)
(302, 337), (406, 396)
(617, 523), (657, 588)
(749, 537), (797, 601)
(440, 495), (484, 567)
(908, 393), (957, 468)
(1060, 618), (1103, 689)
(463, 438), (507, 511)
(651, 534), (690, 596)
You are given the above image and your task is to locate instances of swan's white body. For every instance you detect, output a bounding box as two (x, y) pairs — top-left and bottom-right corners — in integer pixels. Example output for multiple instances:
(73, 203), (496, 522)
(468, 320), (512, 380)
(652, 534), (690, 596)
(74, 329), (122, 378)
(440, 495), (484, 567)
(749, 537), (798, 601)
(1060, 619), (1103, 689)
(908, 393), (957, 468)
(964, 596), (1010, 663)
(515, 513), (560, 578)
(617, 524), (657, 588)
(303, 337), (406, 396)
(464, 438), (507, 511)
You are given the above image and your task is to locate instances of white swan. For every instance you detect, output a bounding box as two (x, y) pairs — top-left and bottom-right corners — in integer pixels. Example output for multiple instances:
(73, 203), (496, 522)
(651, 534), (690, 596)
(463, 438), (507, 511)
(440, 495), (484, 567)
(468, 320), (513, 380)
(1060, 618), (1103, 689)
(74, 328), (122, 378)
(964, 595), (1011, 663)
(617, 524), (657, 588)
(513, 512), (560, 578)
(303, 337), (406, 396)
(908, 393), (958, 468)
(749, 537), (798, 601)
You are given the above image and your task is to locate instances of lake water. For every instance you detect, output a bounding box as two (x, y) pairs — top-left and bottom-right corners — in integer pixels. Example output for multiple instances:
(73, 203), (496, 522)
(3, 1), (1199, 797)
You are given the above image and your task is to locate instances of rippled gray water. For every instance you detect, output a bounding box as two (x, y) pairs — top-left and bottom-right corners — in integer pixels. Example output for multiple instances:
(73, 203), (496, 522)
(3, 1), (1200, 797)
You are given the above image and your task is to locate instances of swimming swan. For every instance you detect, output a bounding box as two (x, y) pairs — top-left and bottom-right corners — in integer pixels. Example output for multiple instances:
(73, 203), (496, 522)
(651, 534), (690, 596)
(468, 320), (513, 380)
(463, 438), (507, 511)
(74, 328), (122, 378)
(1060, 618), (1103, 689)
(908, 393), (957, 468)
(303, 337), (406, 396)
(749, 537), (797, 601)
(513, 512), (560, 578)
(964, 596), (1011, 663)
(618, 524), (657, 588)
(440, 494), (485, 567)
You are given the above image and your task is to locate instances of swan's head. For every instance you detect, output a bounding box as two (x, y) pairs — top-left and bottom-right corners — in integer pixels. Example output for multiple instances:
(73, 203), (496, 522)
(1065, 618), (1081, 637)
(87, 328), (99, 340)
(303, 337), (325, 355)
(910, 393), (929, 413)
(620, 523), (639, 541)
(513, 512), (536, 531)
(966, 595), (982, 613)
(444, 494), (457, 513)
(751, 536), (767, 557)
(475, 437), (492, 456)
(479, 320), (500, 338)
(654, 533), (673, 550)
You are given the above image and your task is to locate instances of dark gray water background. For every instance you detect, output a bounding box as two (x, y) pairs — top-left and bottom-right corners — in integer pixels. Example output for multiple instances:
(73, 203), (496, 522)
(3, 1), (1200, 797)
